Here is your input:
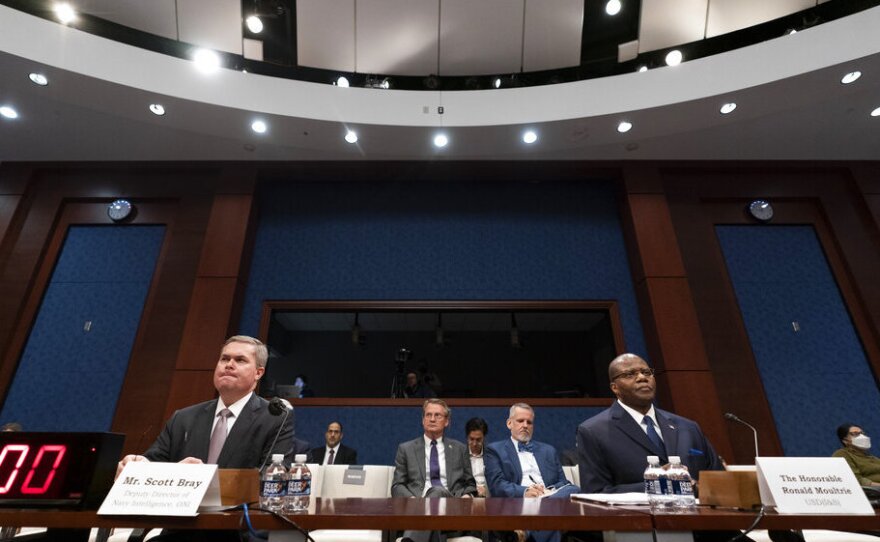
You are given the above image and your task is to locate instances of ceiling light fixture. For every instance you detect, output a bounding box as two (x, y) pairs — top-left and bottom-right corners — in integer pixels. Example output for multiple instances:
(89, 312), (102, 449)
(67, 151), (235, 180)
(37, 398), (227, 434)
(637, 65), (648, 73)
(345, 130), (358, 143)
(193, 49), (221, 74)
(0, 106), (19, 119)
(336, 76), (350, 87)
(665, 50), (683, 66)
(617, 121), (632, 133)
(28, 73), (48, 86)
(786, 28), (798, 35)
(433, 134), (449, 148)
(149, 104), (165, 116)
(494, 78), (502, 89)
(720, 102), (737, 115)
(871, 106), (880, 117)
(54, 2), (76, 24)
(251, 120), (267, 134)
(840, 71), (861, 84)
(245, 15), (263, 34)
(605, 0), (622, 16)
(522, 131), (538, 144)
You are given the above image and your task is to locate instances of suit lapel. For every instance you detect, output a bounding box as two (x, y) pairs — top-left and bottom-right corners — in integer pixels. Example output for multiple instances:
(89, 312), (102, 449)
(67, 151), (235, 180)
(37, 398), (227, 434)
(656, 410), (679, 458)
(611, 402), (662, 458)
(504, 439), (523, 483)
(415, 438), (426, 483)
(444, 441), (457, 485)
(218, 394), (258, 466)
(191, 400), (217, 461)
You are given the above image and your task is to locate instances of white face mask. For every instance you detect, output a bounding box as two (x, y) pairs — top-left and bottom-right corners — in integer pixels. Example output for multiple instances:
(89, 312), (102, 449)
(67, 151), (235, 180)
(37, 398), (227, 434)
(851, 434), (871, 450)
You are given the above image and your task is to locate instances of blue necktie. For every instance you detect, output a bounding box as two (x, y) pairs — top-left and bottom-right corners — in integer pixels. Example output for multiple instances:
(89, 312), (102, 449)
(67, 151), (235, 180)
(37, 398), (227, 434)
(517, 441), (534, 453)
(643, 416), (667, 459)
(429, 440), (442, 487)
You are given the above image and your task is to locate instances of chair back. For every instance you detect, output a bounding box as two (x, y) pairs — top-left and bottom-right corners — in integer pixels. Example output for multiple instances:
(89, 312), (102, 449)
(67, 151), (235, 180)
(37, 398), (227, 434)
(319, 465), (394, 498)
(562, 465), (580, 487)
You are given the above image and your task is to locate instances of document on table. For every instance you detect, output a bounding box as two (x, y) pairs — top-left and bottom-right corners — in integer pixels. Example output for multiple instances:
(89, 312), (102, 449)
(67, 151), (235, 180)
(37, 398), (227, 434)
(570, 493), (651, 505)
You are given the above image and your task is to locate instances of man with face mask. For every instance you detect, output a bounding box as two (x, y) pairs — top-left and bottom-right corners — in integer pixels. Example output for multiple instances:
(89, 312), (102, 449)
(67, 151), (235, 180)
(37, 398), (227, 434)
(833, 423), (880, 487)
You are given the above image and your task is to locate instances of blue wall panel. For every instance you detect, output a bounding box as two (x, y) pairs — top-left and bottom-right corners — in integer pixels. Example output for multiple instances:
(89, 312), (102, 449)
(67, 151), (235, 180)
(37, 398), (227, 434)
(0, 226), (165, 431)
(716, 225), (880, 457)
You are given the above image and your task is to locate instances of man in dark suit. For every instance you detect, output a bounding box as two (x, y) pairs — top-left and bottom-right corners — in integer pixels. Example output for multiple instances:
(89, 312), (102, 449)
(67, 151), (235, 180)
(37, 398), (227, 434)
(116, 336), (294, 541)
(485, 403), (579, 542)
(308, 421), (358, 465)
(392, 398), (476, 542)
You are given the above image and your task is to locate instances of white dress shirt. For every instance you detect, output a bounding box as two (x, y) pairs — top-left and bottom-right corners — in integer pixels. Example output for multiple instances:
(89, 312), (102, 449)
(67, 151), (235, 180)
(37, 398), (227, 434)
(513, 437), (545, 486)
(211, 392), (252, 436)
(617, 399), (664, 441)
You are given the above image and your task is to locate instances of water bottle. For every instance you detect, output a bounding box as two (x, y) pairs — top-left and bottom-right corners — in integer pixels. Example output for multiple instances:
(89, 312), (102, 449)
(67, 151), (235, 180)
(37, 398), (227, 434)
(643, 455), (663, 509)
(667, 456), (696, 512)
(260, 454), (288, 512)
(285, 454), (312, 513)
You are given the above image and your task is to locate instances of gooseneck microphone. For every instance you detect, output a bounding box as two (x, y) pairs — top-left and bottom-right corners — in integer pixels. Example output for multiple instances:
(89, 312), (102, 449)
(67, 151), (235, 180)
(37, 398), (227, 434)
(724, 412), (759, 459)
(258, 397), (294, 472)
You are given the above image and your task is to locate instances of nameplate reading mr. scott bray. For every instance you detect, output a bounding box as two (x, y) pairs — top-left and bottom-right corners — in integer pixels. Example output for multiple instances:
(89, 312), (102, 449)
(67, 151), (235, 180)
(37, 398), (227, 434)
(98, 462), (220, 516)
(756, 457), (874, 515)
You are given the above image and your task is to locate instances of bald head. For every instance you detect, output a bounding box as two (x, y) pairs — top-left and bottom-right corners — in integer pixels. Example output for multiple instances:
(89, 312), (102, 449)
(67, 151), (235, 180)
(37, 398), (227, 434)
(608, 353), (648, 380)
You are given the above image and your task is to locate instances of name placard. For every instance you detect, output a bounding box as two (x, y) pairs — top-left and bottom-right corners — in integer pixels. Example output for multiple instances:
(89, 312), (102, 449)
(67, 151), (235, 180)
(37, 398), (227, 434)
(98, 462), (220, 516)
(756, 457), (874, 514)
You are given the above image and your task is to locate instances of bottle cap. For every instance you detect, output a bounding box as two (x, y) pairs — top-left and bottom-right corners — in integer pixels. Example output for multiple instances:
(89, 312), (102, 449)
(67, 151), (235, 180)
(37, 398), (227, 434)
(272, 453), (284, 462)
(647, 455), (659, 463)
(668, 455), (681, 464)
(295, 454), (308, 463)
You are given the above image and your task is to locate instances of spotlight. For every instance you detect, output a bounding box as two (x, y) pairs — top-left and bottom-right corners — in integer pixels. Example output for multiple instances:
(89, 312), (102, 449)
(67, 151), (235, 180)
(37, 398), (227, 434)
(149, 103), (165, 116)
(245, 15), (263, 34)
(522, 131), (538, 144)
(872, 106), (880, 117)
(54, 2), (76, 24)
(0, 106), (18, 119)
(665, 50), (683, 66)
(617, 121), (632, 133)
(28, 73), (48, 86)
(786, 28), (798, 35)
(379, 78), (390, 90)
(433, 134), (448, 148)
(344, 130), (358, 143)
(494, 78), (502, 89)
(251, 120), (267, 134)
(637, 65), (648, 73)
(193, 49), (221, 74)
(335, 76), (350, 87)
(841, 71), (861, 85)
(719, 102), (737, 115)
(605, 0), (622, 16)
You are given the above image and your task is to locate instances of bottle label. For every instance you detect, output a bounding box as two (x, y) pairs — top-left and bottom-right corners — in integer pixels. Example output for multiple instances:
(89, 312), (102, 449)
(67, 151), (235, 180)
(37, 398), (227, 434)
(287, 478), (311, 496)
(679, 479), (694, 496)
(658, 477), (669, 495)
(644, 479), (660, 495)
(261, 480), (286, 497)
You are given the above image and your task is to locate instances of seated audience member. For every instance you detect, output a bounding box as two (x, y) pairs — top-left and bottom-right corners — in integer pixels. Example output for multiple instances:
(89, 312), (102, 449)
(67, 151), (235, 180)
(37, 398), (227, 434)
(295, 374), (315, 397)
(465, 417), (489, 496)
(392, 399), (476, 542)
(578, 353), (753, 542)
(309, 421), (358, 465)
(833, 423), (880, 486)
(404, 370), (437, 399)
(485, 403), (580, 542)
(117, 335), (294, 542)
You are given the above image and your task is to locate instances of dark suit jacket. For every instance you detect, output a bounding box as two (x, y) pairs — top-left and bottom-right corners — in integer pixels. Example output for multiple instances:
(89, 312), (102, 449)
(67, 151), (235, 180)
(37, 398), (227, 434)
(307, 444), (358, 465)
(391, 436), (477, 497)
(577, 401), (722, 493)
(144, 393), (295, 468)
(484, 438), (574, 497)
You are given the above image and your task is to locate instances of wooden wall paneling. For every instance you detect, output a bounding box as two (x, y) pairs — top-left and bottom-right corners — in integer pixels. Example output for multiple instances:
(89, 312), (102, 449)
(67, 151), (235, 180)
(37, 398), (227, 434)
(174, 277), (239, 370)
(641, 277), (714, 372)
(162, 370), (218, 422)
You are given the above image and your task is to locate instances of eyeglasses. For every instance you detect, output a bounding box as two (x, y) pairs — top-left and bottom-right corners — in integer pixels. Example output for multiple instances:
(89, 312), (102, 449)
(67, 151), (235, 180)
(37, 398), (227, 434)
(611, 368), (655, 381)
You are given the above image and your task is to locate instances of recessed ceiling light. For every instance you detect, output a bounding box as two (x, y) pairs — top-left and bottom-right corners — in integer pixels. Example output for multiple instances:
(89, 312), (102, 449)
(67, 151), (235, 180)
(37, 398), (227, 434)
(379, 78), (390, 90)
(786, 28), (798, 35)
(433, 134), (448, 148)
(193, 49), (221, 74)
(665, 50), (683, 66)
(149, 104), (165, 116)
(617, 121), (632, 133)
(522, 131), (537, 144)
(336, 76), (350, 87)
(0, 106), (19, 119)
(245, 15), (263, 34)
(251, 120), (267, 134)
(871, 106), (880, 117)
(28, 73), (48, 86)
(345, 130), (358, 143)
(54, 2), (76, 24)
(494, 78), (502, 89)
(841, 71), (861, 84)
(720, 102), (737, 115)
(605, 0), (622, 16)
(637, 65), (648, 73)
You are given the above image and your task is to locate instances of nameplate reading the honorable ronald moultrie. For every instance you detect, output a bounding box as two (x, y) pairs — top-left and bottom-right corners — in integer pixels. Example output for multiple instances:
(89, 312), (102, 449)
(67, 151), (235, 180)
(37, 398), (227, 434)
(756, 457), (874, 515)
(98, 462), (220, 517)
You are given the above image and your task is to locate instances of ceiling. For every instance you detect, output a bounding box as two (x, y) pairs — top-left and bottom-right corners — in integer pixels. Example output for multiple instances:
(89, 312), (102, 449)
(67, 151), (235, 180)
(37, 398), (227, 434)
(0, 1), (879, 162)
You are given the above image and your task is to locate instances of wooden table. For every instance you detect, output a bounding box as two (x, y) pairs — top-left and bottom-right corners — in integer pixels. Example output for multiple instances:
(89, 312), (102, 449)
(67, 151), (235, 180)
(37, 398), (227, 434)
(650, 506), (880, 532)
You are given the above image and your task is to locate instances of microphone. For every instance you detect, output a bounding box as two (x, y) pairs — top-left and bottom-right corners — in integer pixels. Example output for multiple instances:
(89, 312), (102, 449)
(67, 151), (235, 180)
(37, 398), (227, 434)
(258, 397), (293, 473)
(724, 412), (759, 459)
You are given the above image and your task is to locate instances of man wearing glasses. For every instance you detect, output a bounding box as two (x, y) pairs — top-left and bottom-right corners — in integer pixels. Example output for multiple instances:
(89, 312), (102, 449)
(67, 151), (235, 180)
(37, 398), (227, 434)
(576, 353), (722, 494)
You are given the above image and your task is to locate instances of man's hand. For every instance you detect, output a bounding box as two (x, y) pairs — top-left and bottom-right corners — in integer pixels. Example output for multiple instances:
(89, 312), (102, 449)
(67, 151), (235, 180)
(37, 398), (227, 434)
(524, 484), (545, 497)
(476, 484), (487, 497)
(178, 457), (204, 465)
(116, 454), (149, 480)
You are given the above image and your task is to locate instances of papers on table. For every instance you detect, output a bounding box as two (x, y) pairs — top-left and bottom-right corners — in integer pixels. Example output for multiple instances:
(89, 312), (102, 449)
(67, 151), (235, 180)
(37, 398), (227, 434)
(571, 492), (650, 505)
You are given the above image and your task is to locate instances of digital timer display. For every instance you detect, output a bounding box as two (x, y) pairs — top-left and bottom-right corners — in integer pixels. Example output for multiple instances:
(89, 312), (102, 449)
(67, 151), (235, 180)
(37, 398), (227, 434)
(0, 433), (124, 508)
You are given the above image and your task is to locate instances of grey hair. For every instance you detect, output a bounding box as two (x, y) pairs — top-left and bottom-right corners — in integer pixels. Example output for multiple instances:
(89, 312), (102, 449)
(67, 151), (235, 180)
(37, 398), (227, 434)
(224, 335), (269, 368)
(508, 402), (534, 419)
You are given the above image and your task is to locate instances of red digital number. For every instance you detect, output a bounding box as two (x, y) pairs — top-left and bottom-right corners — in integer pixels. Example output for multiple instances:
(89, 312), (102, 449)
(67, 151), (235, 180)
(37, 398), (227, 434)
(21, 445), (66, 494)
(0, 445), (30, 494)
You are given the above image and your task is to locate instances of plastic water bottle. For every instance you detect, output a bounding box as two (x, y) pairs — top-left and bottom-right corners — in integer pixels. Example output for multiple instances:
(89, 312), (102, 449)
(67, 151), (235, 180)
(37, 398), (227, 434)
(643, 455), (664, 509)
(667, 456), (696, 512)
(260, 454), (288, 512)
(285, 454), (312, 513)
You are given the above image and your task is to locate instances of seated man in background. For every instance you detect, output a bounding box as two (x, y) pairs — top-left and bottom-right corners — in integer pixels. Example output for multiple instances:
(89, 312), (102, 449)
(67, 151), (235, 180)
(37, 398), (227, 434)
(117, 335), (294, 541)
(392, 399), (476, 542)
(465, 417), (489, 497)
(309, 421), (358, 465)
(485, 403), (579, 542)
(833, 423), (880, 486)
